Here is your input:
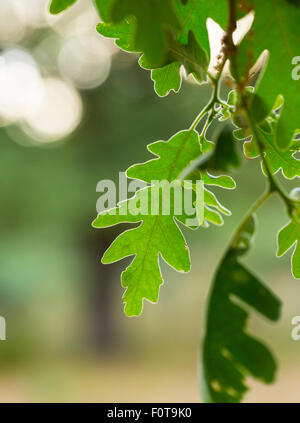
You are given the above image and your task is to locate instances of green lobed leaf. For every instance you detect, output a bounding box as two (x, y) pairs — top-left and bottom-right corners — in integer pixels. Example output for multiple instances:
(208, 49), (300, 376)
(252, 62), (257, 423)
(93, 130), (198, 316)
(49, 0), (77, 14)
(277, 204), (300, 279)
(93, 186), (192, 316)
(236, 0), (300, 149)
(96, 19), (135, 52)
(96, 0), (136, 52)
(242, 122), (300, 180)
(150, 62), (182, 97)
(126, 130), (200, 182)
(95, 0), (228, 96)
(139, 30), (208, 90)
(93, 130), (235, 315)
(202, 215), (281, 403)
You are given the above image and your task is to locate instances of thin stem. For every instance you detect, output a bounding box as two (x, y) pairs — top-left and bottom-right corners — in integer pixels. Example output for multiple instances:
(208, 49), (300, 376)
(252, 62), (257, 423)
(224, 0), (238, 82)
(228, 0), (237, 34)
(190, 57), (227, 131)
(201, 110), (213, 138)
(231, 189), (272, 246)
(189, 101), (212, 131)
(190, 0), (238, 132)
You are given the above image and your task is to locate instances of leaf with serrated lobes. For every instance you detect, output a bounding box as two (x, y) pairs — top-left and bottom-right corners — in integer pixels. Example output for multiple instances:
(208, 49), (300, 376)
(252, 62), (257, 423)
(93, 130), (201, 316)
(93, 186), (192, 316)
(93, 130), (235, 315)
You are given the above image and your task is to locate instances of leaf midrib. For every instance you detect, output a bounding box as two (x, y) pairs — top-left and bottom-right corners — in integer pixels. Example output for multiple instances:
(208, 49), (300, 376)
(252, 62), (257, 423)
(126, 131), (195, 299)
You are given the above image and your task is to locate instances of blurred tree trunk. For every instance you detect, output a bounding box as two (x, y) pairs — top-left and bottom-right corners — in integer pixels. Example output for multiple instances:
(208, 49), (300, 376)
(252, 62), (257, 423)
(86, 230), (120, 355)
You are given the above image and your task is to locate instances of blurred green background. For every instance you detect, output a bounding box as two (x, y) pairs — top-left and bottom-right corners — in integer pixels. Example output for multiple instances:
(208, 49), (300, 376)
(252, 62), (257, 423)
(0, 0), (299, 403)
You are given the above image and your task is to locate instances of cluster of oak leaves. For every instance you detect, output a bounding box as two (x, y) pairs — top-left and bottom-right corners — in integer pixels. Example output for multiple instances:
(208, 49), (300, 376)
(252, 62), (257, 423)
(50, 0), (299, 403)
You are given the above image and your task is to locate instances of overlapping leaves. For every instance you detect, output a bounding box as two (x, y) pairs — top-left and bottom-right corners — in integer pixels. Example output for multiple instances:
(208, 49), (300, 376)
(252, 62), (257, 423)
(96, 0), (182, 68)
(95, 0), (228, 96)
(236, 0), (300, 149)
(202, 215), (281, 402)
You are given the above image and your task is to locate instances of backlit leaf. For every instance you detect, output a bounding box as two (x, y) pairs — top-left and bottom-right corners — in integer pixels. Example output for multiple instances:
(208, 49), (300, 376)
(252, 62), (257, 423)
(93, 130), (235, 315)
